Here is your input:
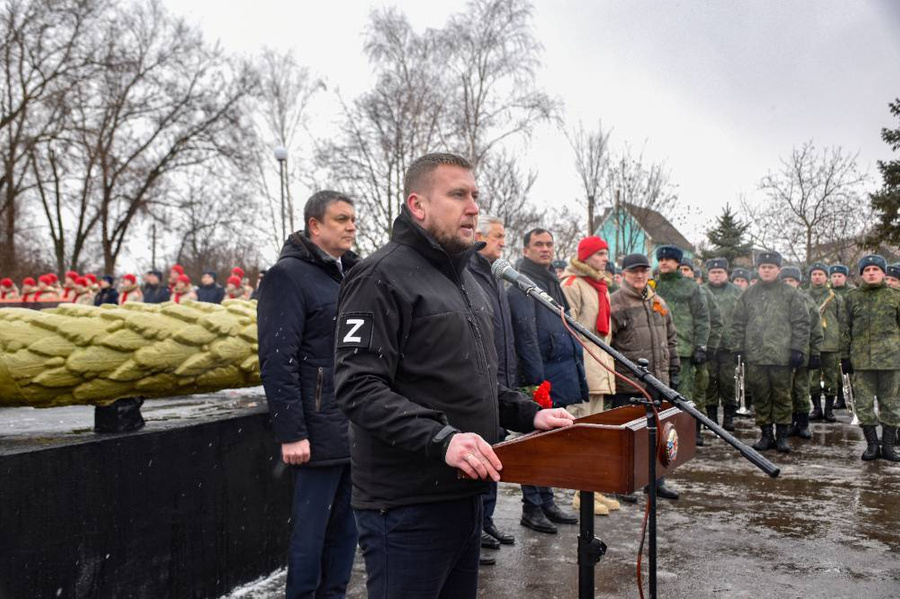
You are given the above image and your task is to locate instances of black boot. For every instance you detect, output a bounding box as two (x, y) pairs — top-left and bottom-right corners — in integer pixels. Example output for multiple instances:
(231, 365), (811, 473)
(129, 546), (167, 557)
(775, 424), (791, 453)
(861, 426), (880, 461)
(796, 412), (811, 440)
(787, 413), (800, 437)
(834, 388), (846, 410)
(722, 405), (736, 432)
(520, 506), (557, 534)
(882, 427), (900, 462)
(809, 396), (823, 421)
(824, 396), (837, 422)
(752, 425), (775, 451)
(706, 404), (719, 425)
(695, 418), (704, 447)
(654, 477), (679, 500)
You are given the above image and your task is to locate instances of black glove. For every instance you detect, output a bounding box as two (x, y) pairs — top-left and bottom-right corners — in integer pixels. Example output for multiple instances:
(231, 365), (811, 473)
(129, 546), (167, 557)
(669, 370), (680, 390)
(734, 351), (744, 365)
(789, 350), (804, 369)
(807, 354), (821, 370)
(841, 358), (853, 375)
(691, 346), (708, 365)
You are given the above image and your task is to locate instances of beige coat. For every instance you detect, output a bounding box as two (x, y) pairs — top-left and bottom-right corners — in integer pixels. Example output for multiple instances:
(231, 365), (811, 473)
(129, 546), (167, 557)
(561, 258), (616, 395)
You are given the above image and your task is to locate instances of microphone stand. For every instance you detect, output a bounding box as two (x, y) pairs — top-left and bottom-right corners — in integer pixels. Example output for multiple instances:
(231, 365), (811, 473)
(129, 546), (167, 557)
(506, 273), (780, 599)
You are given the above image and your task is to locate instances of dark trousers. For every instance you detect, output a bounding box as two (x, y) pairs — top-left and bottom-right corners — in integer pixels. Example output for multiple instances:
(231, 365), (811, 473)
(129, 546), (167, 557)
(355, 495), (482, 599)
(287, 464), (357, 599)
(521, 485), (555, 509)
(482, 481), (497, 527)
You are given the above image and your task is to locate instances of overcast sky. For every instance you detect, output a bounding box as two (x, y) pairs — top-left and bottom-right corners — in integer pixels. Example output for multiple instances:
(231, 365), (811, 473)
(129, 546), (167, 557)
(164, 0), (900, 249)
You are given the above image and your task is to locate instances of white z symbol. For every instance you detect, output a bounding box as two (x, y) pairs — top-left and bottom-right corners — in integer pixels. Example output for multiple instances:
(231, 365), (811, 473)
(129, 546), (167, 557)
(343, 318), (365, 343)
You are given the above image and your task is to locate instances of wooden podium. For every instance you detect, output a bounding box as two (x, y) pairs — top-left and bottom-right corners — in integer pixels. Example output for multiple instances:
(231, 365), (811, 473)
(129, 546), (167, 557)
(493, 402), (696, 493)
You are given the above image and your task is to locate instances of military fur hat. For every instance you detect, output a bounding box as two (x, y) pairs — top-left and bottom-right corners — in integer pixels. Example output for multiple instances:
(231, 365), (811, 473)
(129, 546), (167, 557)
(857, 254), (887, 275)
(655, 244), (683, 263)
(551, 259), (567, 270)
(808, 262), (829, 276)
(680, 256), (694, 269)
(755, 251), (782, 267)
(731, 267), (750, 281)
(706, 258), (728, 272)
(693, 267), (702, 279)
(779, 266), (802, 282)
(829, 264), (849, 276)
(886, 264), (900, 279)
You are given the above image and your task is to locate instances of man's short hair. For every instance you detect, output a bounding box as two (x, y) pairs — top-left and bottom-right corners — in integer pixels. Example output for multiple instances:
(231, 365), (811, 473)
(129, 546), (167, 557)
(403, 153), (473, 200)
(476, 214), (504, 237)
(304, 190), (354, 236)
(523, 228), (552, 248)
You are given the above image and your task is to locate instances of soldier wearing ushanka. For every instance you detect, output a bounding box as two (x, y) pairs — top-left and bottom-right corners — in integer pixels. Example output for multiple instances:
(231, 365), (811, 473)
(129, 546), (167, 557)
(730, 251), (810, 453)
(704, 258), (743, 431)
(779, 266), (823, 440)
(841, 255), (900, 462)
(807, 262), (843, 422)
(731, 267), (751, 291)
(655, 245), (711, 447)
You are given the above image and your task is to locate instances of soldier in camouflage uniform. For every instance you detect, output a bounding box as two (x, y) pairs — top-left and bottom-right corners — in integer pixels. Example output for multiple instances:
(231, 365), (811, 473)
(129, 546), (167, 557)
(807, 263), (843, 422)
(731, 268), (751, 291)
(680, 258), (723, 433)
(780, 267), (824, 440)
(704, 258), (743, 431)
(830, 264), (853, 409)
(886, 264), (900, 289)
(731, 251), (810, 453)
(654, 245), (710, 446)
(840, 255), (900, 462)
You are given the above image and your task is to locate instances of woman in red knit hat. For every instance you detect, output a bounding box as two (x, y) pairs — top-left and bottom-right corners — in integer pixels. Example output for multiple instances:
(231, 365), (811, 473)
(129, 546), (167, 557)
(0, 277), (20, 300)
(35, 274), (60, 302)
(172, 274), (197, 304)
(118, 273), (144, 304)
(73, 277), (95, 305)
(225, 275), (245, 300)
(20, 277), (37, 302)
(61, 270), (79, 302)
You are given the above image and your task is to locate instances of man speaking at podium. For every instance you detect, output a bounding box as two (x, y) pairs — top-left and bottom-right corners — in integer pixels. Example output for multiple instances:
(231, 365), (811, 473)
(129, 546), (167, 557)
(335, 153), (574, 598)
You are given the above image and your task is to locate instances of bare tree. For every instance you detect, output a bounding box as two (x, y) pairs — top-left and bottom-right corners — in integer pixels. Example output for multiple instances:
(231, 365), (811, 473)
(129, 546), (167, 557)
(477, 151), (544, 257)
(601, 146), (678, 256)
(316, 8), (446, 253)
(566, 119), (611, 234)
(71, 0), (256, 272)
(546, 205), (582, 262)
(252, 48), (324, 251)
(441, 0), (557, 168)
(744, 141), (869, 264)
(0, 0), (98, 275)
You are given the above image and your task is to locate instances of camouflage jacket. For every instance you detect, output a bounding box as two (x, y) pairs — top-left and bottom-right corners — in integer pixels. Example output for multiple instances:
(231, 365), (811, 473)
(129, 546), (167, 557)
(654, 271), (710, 357)
(798, 291), (825, 365)
(699, 285), (723, 352)
(730, 279), (811, 365)
(807, 285), (843, 352)
(703, 281), (741, 352)
(840, 282), (900, 370)
(832, 285), (854, 299)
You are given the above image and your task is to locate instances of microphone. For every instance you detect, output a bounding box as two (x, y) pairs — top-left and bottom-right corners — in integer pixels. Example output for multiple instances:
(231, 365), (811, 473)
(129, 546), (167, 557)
(491, 259), (563, 310)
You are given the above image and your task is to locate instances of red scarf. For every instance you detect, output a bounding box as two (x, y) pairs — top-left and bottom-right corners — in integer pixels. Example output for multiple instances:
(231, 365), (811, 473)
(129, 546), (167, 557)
(579, 275), (611, 336)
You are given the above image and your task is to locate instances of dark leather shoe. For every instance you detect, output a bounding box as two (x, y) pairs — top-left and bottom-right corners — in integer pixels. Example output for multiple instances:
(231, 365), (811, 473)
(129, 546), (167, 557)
(484, 523), (515, 545)
(542, 503), (578, 524)
(479, 554), (496, 566)
(610, 492), (639, 504)
(654, 477), (679, 500)
(520, 509), (557, 534)
(481, 531), (500, 550)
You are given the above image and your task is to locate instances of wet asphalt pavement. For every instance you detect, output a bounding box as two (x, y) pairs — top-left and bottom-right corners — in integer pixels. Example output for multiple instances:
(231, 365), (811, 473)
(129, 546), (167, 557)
(227, 409), (900, 599)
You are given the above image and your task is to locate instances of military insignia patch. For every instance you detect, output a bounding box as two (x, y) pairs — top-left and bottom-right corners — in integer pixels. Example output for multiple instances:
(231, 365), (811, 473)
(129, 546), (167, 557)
(337, 313), (373, 349)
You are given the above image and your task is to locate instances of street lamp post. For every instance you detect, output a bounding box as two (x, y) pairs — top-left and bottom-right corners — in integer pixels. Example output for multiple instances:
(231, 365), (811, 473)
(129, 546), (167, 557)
(274, 146), (288, 241)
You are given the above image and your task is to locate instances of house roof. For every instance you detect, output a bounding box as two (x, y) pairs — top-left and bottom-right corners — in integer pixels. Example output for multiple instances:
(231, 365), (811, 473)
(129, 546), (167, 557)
(600, 202), (695, 253)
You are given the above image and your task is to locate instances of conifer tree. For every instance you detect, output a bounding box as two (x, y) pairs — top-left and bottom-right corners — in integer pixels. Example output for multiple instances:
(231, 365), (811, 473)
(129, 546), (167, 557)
(705, 204), (753, 265)
(867, 99), (900, 247)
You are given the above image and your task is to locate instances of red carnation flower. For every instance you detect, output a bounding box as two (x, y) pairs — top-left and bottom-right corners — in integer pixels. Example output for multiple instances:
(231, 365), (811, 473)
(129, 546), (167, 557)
(533, 380), (553, 409)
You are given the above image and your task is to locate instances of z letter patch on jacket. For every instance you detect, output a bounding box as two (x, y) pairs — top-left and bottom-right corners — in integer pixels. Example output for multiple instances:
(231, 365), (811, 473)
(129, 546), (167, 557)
(338, 313), (374, 349)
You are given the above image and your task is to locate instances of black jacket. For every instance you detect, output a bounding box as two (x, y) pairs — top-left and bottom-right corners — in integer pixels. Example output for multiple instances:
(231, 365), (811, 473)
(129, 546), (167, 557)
(94, 287), (118, 306)
(196, 283), (225, 304)
(507, 257), (588, 406)
(334, 212), (540, 510)
(258, 233), (359, 467)
(468, 252), (518, 389)
(142, 284), (170, 304)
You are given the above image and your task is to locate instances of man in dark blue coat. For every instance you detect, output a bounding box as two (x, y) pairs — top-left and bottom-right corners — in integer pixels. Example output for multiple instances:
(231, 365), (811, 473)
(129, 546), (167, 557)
(258, 190), (360, 599)
(468, 214), (518, 563)
(141, 270), (170, 304)
(196, 271), (225, 304)
(508, 227), (587, 534)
